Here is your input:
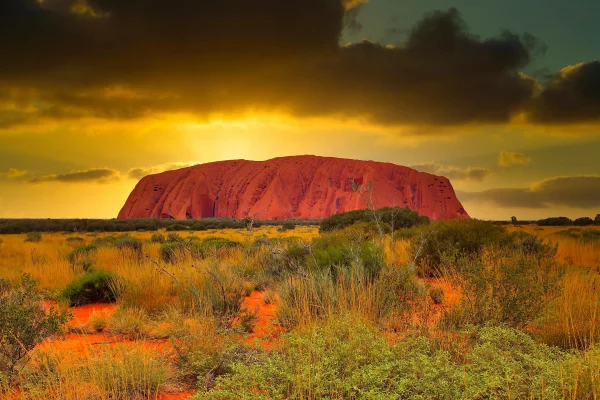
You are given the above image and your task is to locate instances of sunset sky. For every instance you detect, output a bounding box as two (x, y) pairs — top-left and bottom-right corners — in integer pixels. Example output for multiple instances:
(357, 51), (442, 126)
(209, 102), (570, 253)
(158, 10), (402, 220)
(1, 0), (599, 220)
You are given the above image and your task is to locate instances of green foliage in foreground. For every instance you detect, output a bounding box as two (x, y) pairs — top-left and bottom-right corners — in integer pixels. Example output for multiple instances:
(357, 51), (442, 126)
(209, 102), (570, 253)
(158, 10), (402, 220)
(0, 275), (68, 381)
(195, 317), (600, 400)
(413, 219), (557, 275)
(320, 207), (429, 233)
(60, 269), (116, 306)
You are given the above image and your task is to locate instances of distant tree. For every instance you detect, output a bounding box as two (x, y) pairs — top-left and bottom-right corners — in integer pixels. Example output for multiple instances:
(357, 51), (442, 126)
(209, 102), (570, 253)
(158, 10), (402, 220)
(574, 217), (594, 226)
(537, 217), (573, 226)
(595, 214), (600, 224)
(511, 216), (518, 225)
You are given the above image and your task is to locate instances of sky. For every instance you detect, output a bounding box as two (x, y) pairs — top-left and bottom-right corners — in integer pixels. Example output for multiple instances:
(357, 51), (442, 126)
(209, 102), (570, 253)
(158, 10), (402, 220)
(0, 0), (599, 220)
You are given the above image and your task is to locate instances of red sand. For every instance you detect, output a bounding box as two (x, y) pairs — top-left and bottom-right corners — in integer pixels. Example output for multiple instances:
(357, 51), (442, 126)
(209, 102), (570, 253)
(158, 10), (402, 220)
(240, 291), (285, 349)
(118, 155), (469, 220)
(34, 294), (286, 399)
(34, 303), (193, 399)
(68, 303), (117, 328)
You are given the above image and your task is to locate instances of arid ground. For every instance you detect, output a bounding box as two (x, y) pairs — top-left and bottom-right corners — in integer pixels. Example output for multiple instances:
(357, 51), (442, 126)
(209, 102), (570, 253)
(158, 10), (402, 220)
(1, 216), (599, 399)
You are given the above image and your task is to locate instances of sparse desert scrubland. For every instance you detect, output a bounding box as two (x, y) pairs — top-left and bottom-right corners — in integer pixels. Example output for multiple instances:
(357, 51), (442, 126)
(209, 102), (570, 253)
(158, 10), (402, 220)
(1, 213), (600, 399)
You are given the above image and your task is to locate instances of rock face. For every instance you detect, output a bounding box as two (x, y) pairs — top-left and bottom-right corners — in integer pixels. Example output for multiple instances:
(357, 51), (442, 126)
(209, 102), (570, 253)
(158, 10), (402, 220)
(118, 155), (469, 220)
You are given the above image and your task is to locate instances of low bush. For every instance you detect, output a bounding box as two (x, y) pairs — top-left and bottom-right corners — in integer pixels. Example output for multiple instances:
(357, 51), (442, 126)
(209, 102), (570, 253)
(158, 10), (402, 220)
(159, 241), (186, 263)
(89, 310), (108, 332)
(165, 224), (189, 231)
(150, 233), (166, 243)
(320, 206), (429, 232)
(167, 232), (183, 242)
(110, 307), (151, 338)
(439, 249), (563, 329)
(60, 270), (117, 306)
(393, 227), (420, 241)
(23, 344), (173, 399)
(202, 237), (243, 250)
(582, 229), (600, 243)
(194, 318), (600, 400)
(309, 232), (385, 279)
(67, 244), (98, 266)
(0, 275), (68, 379)
(429, 286), (444, 304)
(412, 219), (508, 274)
(24, 232), (42, 243)
(115, 234), (144, 256)
(278, 221), (296, 232)
(276, 265), (401, 328)
(65, 236), (85, 247)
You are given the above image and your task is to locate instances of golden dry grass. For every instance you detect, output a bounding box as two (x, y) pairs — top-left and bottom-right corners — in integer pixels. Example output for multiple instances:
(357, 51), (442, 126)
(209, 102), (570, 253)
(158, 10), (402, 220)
(0, 226), (320, 293)
(2, 222), (600, 399)
(508, 225), (600, 270)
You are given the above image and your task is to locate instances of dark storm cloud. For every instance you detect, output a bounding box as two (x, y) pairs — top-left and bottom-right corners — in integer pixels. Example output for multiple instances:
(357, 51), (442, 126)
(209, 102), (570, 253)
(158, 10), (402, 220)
(459, 176), (600, 208)
(0, 2), (596, 126)
(530, 61), (600, 123)
(29, 168), (120, 183)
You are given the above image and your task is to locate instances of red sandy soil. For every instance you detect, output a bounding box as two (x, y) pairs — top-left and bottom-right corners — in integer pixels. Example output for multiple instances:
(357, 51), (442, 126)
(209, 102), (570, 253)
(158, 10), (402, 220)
(35, 302), (192, 400)
(31, 292), (283, 399)
(68, 303), (118, 328)
(240, 291), (285, 349)
(118, 155), (469, 221)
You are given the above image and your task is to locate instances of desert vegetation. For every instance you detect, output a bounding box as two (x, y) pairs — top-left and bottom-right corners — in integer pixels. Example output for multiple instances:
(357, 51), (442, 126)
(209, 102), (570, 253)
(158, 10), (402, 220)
(1, 210), (599, 399)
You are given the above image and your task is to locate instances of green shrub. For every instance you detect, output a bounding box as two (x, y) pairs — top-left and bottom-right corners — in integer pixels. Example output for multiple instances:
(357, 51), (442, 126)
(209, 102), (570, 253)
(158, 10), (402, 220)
(440, 249), (563, 329)
(350, 220), (392, 238)
(115, 234), (143, 255)
(320, 206), (429, 232)
(65, 236), (85, 246)
(24, 232), (42, 243)
(150, 233), (166, 243)
(0, 275), (68, 378)
(276, 265), (401, 328)
(67, 244), (98, 265)
(165, 224), (189, 231)
(238, 309), (258, 333)
(110, 307), (150, 337)
(393, 227), (419, 241)
(509, 230), (558, 258)
(253, 235), (272, 247)
(284, 243), (310, 269)
(166, 232), (183, 242)
(60, 270), (117, 306)
(582, 229), (600, 243)
(202, 237), (243, 250)
(278, 221), (296, 232)
(194, 319), (600, 400)
(412, 219), (510, 275)
(309, 232), (385, 279)
(429, 286), (444, 304)
(159, 240), (207, 263)
(92, 234), (114, 246)
(159, 241), (186, 263)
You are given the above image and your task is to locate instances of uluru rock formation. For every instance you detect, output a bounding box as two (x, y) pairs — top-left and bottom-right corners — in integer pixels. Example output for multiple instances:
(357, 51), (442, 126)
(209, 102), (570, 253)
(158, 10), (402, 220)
(118, 156), (469, 220)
